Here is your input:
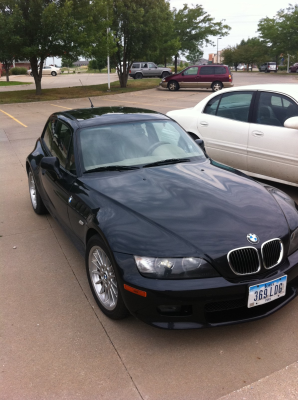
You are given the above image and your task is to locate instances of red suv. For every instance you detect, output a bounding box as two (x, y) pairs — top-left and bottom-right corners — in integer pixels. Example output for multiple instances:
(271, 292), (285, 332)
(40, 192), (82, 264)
(160, 65), (233, 92)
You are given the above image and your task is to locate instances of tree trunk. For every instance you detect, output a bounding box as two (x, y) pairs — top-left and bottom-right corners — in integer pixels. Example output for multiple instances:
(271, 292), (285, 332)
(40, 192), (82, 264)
(174, 55), (178, 74)
(4, 61), (10, 81)
(164, 57), (167, 68)
(30, 56), (44, 95)
(6, 69), (9, 82)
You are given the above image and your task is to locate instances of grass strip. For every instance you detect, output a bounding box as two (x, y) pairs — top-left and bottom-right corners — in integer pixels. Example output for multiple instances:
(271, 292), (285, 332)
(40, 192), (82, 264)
(0, 79), (161, 104)
(0, 81), (32, 87)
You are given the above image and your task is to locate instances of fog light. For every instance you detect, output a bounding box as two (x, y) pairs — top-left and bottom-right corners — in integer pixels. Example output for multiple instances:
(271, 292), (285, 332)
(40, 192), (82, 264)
(158, 305), (181, 313)
(157, 305), (192, 316)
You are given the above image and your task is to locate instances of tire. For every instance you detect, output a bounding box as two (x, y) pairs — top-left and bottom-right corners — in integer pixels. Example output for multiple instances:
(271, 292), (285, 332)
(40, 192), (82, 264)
(86, 234), (129, 320)
(135, 72), (143, 79)
(211, 81), (223, 92)
(161, 71), (170, 78)
(168, 81), (179, 91)
(28, 170), (47, 215)
(265, 69), (270, 73)
(30, 72), (33, 77)
(274, 70), (277, 73)
(51, 71), (57, 76)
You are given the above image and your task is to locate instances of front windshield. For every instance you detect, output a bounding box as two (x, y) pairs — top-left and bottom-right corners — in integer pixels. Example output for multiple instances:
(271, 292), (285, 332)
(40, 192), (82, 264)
(78, 119), (205, 171)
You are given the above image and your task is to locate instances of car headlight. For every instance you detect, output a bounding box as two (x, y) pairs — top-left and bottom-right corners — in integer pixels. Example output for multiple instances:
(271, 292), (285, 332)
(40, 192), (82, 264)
(134, 256), (219, 279)
(288, 227), (298, 256)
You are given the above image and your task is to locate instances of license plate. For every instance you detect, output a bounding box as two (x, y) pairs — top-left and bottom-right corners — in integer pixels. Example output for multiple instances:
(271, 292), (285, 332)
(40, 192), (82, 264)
(247, 276), (287, 308)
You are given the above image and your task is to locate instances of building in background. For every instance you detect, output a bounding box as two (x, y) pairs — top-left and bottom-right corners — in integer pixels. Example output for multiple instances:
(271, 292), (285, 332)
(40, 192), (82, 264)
(208, 51), (223, 64)
(73, 60), (89, 67)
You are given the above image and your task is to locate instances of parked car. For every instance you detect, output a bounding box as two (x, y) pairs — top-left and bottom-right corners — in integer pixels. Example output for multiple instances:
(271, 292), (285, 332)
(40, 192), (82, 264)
(289, 63), (298, 73)
(26, 106), (298, 329)
(27, 65), (61, 76)
(259, 62), (278, 73)
(129, 62), (172, 79)
(160, 65), (233, 92)
(167, 84), (298, 187)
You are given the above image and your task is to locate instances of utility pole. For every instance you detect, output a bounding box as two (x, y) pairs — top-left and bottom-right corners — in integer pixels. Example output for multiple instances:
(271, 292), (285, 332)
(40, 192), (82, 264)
(107, 27), (110, 91)
(217, 37), (222, 63)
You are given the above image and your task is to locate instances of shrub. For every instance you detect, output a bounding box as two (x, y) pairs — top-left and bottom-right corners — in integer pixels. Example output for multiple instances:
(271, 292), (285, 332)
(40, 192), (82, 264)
(10, 67), (28, 75)
(278, 65), (287, 71)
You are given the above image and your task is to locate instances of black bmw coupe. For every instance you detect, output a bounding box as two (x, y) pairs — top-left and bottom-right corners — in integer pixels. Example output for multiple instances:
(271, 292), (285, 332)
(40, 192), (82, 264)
(26, 107), (298, 329)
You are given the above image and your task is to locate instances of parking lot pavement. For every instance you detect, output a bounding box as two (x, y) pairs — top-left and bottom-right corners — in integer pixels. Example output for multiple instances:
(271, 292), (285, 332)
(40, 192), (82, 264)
(1, 88), (298, 400)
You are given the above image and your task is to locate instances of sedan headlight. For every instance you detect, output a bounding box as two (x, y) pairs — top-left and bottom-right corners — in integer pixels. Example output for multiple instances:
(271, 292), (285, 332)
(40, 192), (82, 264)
(288, 227), (298, 255)
(134, 256), (219, 279)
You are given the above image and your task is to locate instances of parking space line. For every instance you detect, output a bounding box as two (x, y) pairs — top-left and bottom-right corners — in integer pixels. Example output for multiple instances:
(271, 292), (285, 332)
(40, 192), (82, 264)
(50, 104), (72, 110)
(0, 109), (27, 127)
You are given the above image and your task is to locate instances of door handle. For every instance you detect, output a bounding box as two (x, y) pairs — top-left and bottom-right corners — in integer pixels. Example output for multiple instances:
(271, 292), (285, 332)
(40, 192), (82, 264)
(200, 121), (208, 126)
(252, 130), (264, 137)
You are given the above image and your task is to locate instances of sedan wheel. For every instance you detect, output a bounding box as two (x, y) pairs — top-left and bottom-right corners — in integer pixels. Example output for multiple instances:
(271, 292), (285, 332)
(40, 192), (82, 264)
(168, 81), (179, 91)
(211, 81), (223, 92)
(86, 235), (128, 319)
(28, 170), (47, 215)
(51, 71), (57, 76)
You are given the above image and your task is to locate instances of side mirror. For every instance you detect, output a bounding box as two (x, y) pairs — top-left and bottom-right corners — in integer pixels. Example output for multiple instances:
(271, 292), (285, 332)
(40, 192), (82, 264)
(40, 156), (62, 179)
(284, 116), (298, 130)
(195, 139), (208, 156)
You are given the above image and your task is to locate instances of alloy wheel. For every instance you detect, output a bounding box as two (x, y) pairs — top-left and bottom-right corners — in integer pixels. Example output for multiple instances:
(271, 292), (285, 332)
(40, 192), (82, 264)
(28, 171), (37, 209)
(88, 246), (118, 310)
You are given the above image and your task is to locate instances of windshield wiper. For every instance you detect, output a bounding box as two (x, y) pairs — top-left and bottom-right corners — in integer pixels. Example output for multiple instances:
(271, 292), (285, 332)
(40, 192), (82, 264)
(84, 165), (140, 173)
(142, 158), (191, 168)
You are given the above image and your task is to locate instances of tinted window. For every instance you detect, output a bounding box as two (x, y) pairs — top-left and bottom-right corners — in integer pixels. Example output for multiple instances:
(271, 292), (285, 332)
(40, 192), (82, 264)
(256, 92), (298, 126)
(200, 66), (214, 75)
(204, 96), (220, 115)
(132, 63), (140, 68)
(65, 138), (76, 174)
(214, 66), (226, 74)
(141, 63), (148, 68)
(216, 92), (253, 122)
(42, 120), (72, 168)
(184, 67), (198, 76)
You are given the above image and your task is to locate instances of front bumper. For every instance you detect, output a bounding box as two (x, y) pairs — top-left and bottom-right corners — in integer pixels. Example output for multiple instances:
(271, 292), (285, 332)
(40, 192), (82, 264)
(160, 81), (167, 88)
(114, 250), (298, 329)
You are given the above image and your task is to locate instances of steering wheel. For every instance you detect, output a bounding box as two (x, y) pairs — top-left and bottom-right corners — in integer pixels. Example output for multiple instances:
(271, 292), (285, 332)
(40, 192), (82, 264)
(145, 141), (170, 156)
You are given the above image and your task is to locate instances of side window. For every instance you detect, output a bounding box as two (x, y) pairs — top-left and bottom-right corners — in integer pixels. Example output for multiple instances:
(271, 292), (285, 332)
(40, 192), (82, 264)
(184, 67), (198, 76)
(214, 66), (226, 74)
(148, 63), (155, 68)
(65, 138), (76, 175)
(200, 67), (215, 75)
(42, 120), (73, 168)
(256, 92), (298, 126)
(204, 96), (220, 115)
(132, 63), (140, 68)
(216, 92), (253, 122)
(141, 63), (148, 68)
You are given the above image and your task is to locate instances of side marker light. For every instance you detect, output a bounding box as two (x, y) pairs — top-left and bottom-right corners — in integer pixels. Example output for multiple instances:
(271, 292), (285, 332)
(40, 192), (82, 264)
(124, 284), (147, 297)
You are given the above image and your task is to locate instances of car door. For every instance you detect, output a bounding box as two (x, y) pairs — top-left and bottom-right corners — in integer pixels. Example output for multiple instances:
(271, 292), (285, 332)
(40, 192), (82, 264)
(197, 66), (214, 88)
(148, 62), (158, 76)
(179, 66), (199, 88)
(43, 66), (51, 75)
(247, 91), (298, 184)
(40, 117), (76, 228)
(141, 63), (149, 77)
(197, 91), (255, 170)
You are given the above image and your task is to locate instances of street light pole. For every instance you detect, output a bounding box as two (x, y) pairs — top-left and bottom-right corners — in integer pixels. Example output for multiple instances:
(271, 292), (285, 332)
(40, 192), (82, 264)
(217, 37), (222, 64)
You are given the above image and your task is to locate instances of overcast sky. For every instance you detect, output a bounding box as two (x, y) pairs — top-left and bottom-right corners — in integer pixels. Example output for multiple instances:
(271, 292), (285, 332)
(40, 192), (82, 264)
(169, 0), (289, 60)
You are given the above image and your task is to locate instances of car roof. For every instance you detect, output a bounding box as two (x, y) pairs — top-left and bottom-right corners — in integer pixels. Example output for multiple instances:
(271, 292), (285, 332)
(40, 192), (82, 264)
(224, 84), (298, 97)
(55, 106), (169, 127)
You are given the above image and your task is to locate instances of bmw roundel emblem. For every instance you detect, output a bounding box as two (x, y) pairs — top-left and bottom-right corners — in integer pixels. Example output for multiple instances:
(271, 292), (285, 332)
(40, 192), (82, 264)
(247, 233), (259, 244)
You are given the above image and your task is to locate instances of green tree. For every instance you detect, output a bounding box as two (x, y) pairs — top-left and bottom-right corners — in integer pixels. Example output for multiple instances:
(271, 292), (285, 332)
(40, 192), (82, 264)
(258, 4), (298, 62)
(1, 0), (108, 94)
(61, 55), (78, 68)
(0, 2), (23, 81)
(172, 4), (230, 73)
(109, 0), (177, 87)
(88, 58), (106, 71)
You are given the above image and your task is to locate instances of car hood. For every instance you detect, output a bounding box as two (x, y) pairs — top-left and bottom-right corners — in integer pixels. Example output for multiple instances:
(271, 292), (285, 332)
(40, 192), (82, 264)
(79, 160), (289, 267)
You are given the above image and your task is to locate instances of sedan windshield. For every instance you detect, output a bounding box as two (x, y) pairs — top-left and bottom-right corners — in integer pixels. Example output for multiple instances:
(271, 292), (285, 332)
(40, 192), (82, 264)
(78, 120), (205, 171)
